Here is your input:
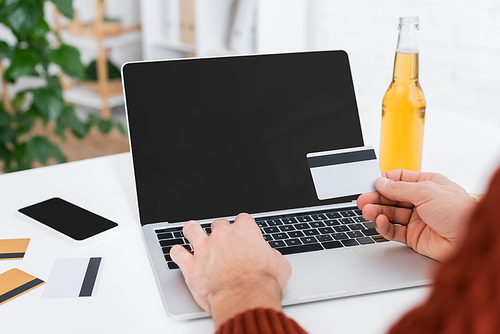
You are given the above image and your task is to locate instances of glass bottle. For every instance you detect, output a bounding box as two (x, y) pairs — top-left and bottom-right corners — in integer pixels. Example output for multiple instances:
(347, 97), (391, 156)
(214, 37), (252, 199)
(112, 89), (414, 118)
(379, 16), (426, 172)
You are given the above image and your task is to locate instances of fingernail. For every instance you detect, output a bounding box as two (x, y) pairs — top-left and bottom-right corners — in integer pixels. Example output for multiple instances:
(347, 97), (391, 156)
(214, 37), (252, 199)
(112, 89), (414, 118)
(376, 177), (390, 189)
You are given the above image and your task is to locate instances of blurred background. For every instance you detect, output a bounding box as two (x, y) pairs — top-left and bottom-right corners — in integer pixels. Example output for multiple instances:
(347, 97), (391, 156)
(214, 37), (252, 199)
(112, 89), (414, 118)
(0, 0), (498, 172)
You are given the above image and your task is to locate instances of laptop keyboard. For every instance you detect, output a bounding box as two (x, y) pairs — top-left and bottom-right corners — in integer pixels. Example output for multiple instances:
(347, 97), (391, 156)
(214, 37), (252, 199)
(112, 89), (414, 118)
(155, 207), (388, 270)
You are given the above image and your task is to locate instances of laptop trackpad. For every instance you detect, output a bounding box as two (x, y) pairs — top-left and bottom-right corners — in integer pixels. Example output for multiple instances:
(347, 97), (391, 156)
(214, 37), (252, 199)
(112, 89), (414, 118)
(282, 248), (381, 303)
(354, 242), (437, 285)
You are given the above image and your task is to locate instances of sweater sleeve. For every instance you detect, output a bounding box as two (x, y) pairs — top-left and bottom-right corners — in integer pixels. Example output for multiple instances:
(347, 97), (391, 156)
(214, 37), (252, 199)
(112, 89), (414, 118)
(387, 166), (500, 334)
(215, 308), (308, 334)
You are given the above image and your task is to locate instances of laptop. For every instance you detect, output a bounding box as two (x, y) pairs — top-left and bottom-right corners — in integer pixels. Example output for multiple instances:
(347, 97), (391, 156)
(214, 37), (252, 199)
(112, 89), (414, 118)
(121, 50), (436, 320)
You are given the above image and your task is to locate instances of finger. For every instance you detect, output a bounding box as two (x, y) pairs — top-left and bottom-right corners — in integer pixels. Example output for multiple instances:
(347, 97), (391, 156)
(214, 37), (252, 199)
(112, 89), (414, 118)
(358, 191), (396, 209)
(233, 212), (255, 225)
(383, 169), (415, 182)
(362, 203), (413, 225)
(170, 244), (193, 270)
(374, 214), (408, 245)
(375, 177), (433, 207)
(183, 221), (208, 250)
(211, 218), (231, 232)
(233, 213), (260, 233)
(357, 190), (413, 210)
(384, 169), (446, 184)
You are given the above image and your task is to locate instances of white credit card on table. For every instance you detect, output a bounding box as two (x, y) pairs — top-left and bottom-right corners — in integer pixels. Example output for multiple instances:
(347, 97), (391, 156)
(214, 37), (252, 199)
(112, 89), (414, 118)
(307, 146), (381, 200)
(42, 257), (103, 299)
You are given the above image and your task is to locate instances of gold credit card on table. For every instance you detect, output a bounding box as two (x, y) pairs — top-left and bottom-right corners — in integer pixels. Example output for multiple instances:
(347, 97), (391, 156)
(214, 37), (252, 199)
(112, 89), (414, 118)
(0, 238), (30, 260)
(0, 268), (45, 306)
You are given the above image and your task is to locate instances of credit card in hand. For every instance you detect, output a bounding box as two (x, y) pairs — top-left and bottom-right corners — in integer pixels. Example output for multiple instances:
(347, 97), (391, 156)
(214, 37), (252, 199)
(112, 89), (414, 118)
(307, 146), (381, 200)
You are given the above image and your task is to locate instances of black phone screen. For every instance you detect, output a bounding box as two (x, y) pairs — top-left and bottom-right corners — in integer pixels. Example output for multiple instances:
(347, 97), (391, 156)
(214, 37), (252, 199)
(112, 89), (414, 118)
(19, 198), (118, 241)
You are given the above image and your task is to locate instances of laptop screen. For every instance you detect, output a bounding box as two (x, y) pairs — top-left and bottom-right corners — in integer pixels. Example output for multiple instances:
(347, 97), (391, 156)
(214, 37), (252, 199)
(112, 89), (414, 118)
(123, 51), (364, 225)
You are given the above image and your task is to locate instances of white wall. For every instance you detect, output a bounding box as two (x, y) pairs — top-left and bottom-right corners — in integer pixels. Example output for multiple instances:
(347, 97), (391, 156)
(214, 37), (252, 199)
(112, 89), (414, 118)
(307, 0), (500, 127)
(2, 0), (498, 127)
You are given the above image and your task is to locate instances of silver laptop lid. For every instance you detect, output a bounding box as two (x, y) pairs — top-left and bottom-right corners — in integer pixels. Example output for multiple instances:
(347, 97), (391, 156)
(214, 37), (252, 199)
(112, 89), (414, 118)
(122, 51), (364, 226)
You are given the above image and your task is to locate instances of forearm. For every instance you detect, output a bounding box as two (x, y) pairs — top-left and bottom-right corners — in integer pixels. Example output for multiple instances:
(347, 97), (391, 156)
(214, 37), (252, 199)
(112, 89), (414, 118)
(215, 308), (308, 334)
(387, 166), (500, 334)
(211, 278), (283, 329)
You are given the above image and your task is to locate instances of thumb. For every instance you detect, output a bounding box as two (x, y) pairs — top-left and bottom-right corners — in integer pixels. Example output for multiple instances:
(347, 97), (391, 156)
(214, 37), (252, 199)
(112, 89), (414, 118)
(170, 244), (193, 270)
(375, 177), (428, 205)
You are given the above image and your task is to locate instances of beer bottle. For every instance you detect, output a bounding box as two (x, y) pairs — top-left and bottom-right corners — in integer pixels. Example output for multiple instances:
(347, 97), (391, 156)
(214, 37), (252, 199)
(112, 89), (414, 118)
(379, 16), (426, 172)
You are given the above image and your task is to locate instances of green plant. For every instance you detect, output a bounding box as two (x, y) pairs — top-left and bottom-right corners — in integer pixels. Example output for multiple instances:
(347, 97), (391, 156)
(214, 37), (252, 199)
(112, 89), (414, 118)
(85, 58), (121, 81)
(0, 0), (125, 172)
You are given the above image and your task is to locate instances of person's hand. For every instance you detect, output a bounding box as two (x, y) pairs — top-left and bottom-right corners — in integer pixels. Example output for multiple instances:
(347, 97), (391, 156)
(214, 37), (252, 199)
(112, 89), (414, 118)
(357, 169), (477, 262)
(170, 213), (292, 329)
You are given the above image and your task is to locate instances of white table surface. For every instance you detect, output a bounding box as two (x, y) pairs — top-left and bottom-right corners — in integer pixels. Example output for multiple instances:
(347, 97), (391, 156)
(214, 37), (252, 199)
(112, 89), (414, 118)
(1, 109), (500, 334)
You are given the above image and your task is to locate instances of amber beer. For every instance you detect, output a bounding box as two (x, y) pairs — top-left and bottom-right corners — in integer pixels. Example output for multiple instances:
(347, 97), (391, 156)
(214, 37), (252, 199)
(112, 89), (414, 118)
(379, 17), (426, 172)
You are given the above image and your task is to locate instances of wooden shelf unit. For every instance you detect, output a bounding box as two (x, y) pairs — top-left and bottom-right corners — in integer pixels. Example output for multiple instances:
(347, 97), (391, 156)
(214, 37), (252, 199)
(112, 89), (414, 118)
(54, 0), (141, 119)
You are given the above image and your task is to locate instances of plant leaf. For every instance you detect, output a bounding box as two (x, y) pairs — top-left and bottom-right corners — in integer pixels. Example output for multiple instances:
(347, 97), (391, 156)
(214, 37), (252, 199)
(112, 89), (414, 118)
(0, 1), (7, 23)
(3, 0), (43, 40)
(0, 143), (12, 169)
(57, 105), (89, 138)
(87, 113), (99, 127)
(0, 103), (15, 143)
(0, 107), (12, 128)
(97, 118), (112, 134)
(3, 48), (39, 82)
(0, 40), (12, 59)
(33, 86), (64, 121)
(54, 123), (66, 141)
(0, 126), (17, 143)
(12, 142), (31, 171)
(47, 75), (63, 92)
(115, 122), (127, 136)
(50, 0), (74, 19)
(50, 44), (85, 78)
(29, 17), (50, 40)
(12, 91), (25, 109)
(85, 59), (122, 81)
(25, 106), (42, 119)
(15, 110), (34, 135)
(28, 40), (50, 72)
(26, 136), (66, 165)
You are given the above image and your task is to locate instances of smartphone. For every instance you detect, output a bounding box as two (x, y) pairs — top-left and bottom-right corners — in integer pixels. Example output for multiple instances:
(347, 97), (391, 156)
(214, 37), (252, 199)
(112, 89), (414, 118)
(19, 198), (119, 246)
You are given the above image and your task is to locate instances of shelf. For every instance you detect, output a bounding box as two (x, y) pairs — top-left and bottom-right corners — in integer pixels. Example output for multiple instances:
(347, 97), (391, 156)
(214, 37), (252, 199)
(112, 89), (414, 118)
(61, 30), (142, 50)
(80, 79), (122, 96)
(65, 22), (140, 39)
(152, 39), (195, 54)
(64, 86), (124, 110)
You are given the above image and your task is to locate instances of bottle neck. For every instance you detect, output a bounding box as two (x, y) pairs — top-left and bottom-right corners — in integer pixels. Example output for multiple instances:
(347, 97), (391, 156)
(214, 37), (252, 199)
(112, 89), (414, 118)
(393, 52), (419, 81)
(393, 18), (420, 81)
(396, 24), (419, 54)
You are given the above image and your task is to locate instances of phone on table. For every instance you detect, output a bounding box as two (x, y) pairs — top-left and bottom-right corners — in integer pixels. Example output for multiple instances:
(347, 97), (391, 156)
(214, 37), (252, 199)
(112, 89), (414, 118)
(19, 198), (119, 246)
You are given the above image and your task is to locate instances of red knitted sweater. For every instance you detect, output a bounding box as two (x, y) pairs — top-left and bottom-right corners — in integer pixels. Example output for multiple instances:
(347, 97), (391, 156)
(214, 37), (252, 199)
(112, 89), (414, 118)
(216, 166), (500, 334)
